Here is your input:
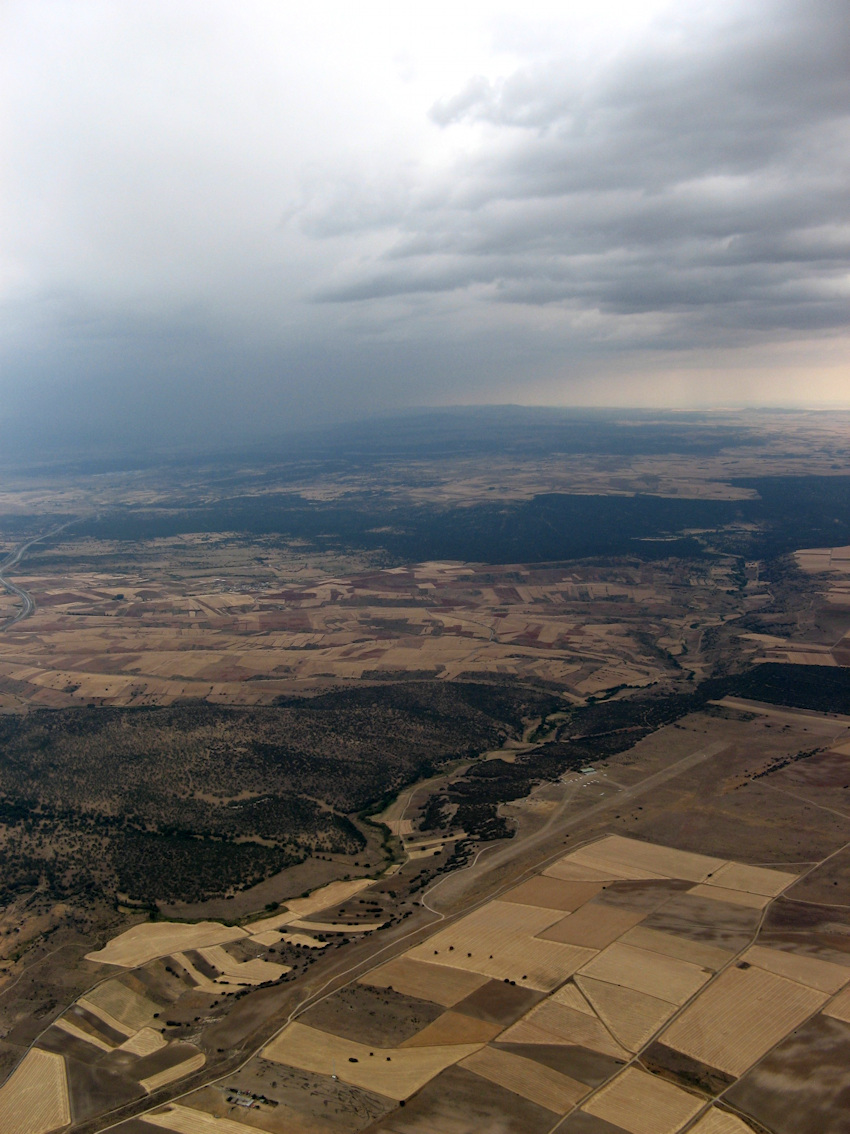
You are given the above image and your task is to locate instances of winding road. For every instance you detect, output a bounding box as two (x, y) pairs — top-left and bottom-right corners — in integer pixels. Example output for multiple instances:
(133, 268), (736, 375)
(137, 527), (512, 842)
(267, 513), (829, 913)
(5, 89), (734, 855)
(0, 522), (74, 629)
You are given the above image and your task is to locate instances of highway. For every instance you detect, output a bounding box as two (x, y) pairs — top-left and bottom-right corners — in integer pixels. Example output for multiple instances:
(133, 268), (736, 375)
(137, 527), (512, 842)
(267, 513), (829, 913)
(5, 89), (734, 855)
(0, 522), (74, 629)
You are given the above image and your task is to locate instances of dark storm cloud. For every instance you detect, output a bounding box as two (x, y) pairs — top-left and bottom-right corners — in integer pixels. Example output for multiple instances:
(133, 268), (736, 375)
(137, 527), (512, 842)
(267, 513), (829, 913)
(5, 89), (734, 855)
(2, 0), (849, 457)
(316, 0), (850, 346)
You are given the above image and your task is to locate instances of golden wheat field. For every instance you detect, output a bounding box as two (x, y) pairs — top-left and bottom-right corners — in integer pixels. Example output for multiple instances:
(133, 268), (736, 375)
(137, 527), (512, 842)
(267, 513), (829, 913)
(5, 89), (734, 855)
(263, 1021), (482, 1100)
(705, 861), (797, 896)
(823, 986), (850, 1023)
(501, 999), (631, 1060)
(582, 1066), (703, 1134)
(686, 883), (771, 910)
(0, 1049), (71, 1134)
(196, 944), (290, 984)
(576, 941), (710, 1004)
(618, 925), (733, 970)
(406, 900), (596, 989)
(81, 977), (159, 1031)
(738, 944), (849, 993)
(401, 1012), (502, 1047)
(86, 920), (247, 967)
(119, 1026), (168, 1056)
(145, 1104), (260, 1134)
(550, 835), (726, 883)
(576, 977), (678, 1051)
(141, 1051), (206, 1094)
(689, 1109), (763, 1134)
(54, 1015), (114, 1052)
(360, 956), (488, 1006)
(248, 878), (372, 932)
(660, 965), (827, 1075)
(459, 1045), (588, 1112)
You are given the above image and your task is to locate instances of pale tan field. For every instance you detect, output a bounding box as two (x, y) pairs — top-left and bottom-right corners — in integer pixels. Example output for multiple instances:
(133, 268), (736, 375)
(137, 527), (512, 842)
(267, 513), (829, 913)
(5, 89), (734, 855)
(660, 966), (827, 1075)
(822, 985), (850, 1022)
(80, 979), (158, 1032)
(249, 930), (283, 947)
(739, 945), (850, 993)
(248, 879), (372, 932)
(544, 860), (623, 883)
(360, 957), (488, 1006)
(406, 900), (596, 990)
(501, 1000), (630, 1060)
(551, 981), (595, 1015)
(280, 932), (327, 949)
(55, 1014), (113, 1052)
(0, 1049), (70, 1134)
(77, 996), (136, 1037)
(582, 1066), (703, 1134)
(704, 861), (798, 896)
(141, 1051), (206, 1094)
(796, 545), (850, 573)
(499, 877), (604, 910)
(119, 1027), (167, 1056)
(546, 850), (663, 882)
(712, 697), (850, 730)
(86, 920), (247, 967)
(290, 919), (384, 933)
(619, 926), (733, 970)
(576, 942), (710, 1004)
(384, 819), (415, 837)
(12, 812), (841, 1134)
(401, 1012), (503, 1046)
(577, 977), (678, 1052)
(460, 1045), (588, 1112)
(263, 1021), (482, 1100)
(145, 1103), (259, 1134)
(687, 884), (770, 910)
(689, 1110), (759, 1134)
(538, 904), (646, 949)
(196, 944), (290, 984)
(552, 836), (725, 884)
(172, 953), (222, 994)
(406, 842), (448, 860)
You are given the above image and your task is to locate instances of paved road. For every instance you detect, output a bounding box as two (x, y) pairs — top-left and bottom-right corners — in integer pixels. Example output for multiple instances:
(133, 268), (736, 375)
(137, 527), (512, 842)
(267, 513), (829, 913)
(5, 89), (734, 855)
(422, 738), (730, 914)
(88, 735), (735, 1132)
(0, 522), (74, 629)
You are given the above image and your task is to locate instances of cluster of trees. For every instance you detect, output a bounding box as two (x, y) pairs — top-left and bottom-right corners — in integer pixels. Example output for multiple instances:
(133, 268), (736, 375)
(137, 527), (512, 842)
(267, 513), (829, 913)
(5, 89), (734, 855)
(0, 680), (552, 905)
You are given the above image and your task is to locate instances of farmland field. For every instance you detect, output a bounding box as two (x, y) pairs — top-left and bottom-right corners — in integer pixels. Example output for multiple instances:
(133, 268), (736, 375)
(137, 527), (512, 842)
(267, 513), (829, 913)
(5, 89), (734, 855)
(145, 1105), (259, 1134)
(582, 1066), (703, 1134)
(459, 1044), (588, 1111)
(660, 965), (828, 1075)
(360, 958), (489, 1006)
(1, 409), (850, 1131)
(141, 1051), (206, 1093)
(264, 1021), (482, 1100)
(0, 1049), (70, 1134)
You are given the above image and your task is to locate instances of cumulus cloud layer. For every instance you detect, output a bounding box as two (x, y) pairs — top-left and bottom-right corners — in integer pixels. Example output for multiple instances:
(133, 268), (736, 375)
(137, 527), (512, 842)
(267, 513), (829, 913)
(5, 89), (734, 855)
(1, 0), (848, 453)
(317, 1), (850, 341)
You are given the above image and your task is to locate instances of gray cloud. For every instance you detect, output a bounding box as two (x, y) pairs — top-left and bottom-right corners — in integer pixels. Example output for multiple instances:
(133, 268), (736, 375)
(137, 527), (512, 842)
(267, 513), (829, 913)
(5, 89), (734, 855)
(1, 0), (848, 457)
(315, 0), (850, 346)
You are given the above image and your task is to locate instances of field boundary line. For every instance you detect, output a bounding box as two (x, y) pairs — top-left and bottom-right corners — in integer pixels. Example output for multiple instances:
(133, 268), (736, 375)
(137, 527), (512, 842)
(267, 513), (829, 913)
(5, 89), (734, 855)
(759, 780), (850, 821)
(546, 836), (850, 1134)
(53, 737), (761, 1130)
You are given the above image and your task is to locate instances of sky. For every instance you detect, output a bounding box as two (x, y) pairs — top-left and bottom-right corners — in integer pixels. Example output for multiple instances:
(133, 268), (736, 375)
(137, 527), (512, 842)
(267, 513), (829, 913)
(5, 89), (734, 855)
(2, 0), (849, 454)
